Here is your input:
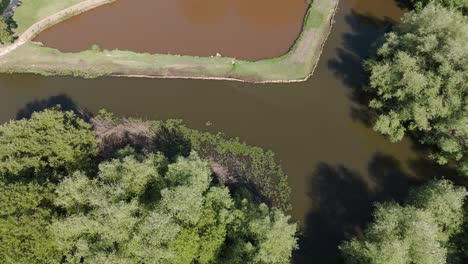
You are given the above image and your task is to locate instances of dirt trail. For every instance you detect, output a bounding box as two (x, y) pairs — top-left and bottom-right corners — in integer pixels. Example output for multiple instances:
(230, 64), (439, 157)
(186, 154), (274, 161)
(0, 0), (114, 57)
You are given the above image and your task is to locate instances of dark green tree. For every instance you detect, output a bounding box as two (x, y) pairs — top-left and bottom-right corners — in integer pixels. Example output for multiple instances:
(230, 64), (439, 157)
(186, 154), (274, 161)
(366, 4), (468, 175)
(0, 109), (98, 264)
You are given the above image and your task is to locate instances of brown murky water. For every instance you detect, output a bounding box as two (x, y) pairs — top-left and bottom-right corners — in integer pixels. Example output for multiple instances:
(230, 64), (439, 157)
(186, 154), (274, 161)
(0, 0), (452, 263)
(34, 0), (308, 60)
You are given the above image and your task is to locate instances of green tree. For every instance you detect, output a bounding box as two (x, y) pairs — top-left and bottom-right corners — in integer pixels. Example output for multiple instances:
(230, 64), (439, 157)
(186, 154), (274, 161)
(410, 0), (468, 13)
(52, 152), (297, 263)
(366, 5), (468, 175)
(222, 199), (298, 264)
(340, 180), (467, 264)
(0, 109), (97, 180)
(0, 182), (60, 264)
(408, 180), (467, 241)
(0, 18), (12, 44)
(52, 154), (168, 263)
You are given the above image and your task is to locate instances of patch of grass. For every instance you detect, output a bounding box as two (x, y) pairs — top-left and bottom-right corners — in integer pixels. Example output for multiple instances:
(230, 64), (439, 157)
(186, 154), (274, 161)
(13, 0), (83, 34)
(305, 5), (326, 29)
(1, 0), (339, 82)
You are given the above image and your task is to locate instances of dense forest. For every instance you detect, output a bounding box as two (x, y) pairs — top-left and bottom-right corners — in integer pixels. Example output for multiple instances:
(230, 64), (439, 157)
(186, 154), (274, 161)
(0, 109), (297, 263)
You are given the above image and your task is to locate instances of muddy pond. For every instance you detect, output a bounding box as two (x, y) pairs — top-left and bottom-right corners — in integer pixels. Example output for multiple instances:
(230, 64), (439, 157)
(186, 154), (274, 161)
(34, 0), (308, 60)
(0, 0), (454, 263)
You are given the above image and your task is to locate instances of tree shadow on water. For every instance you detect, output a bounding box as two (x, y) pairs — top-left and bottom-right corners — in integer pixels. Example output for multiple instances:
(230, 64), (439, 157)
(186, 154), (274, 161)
(327, 11), (399, 127)
(394, 0), (413, 9)
(16, 94), (92, 121)
(328, 11), (397, 89)
(293, 153), (423, 264)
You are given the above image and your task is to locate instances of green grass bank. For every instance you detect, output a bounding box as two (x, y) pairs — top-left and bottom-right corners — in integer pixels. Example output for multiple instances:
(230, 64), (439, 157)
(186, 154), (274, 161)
(13, 0), (85, 34)
(0, 0), (339, 83)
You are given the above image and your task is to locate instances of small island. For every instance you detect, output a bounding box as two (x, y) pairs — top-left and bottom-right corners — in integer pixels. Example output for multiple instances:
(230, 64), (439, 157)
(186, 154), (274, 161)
(0, 0), (338, 82)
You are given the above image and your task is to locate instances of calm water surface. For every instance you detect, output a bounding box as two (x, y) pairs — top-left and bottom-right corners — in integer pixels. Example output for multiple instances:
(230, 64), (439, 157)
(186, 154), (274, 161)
(0, 0), (450, 263)
(34, 0), (308, 60)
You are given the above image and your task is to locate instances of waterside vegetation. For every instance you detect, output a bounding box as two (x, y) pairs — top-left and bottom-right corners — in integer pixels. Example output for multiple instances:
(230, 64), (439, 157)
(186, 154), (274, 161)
(339, 2), (468, 263)
(0, 108), (297, 263)
(365, 3), (467, 176)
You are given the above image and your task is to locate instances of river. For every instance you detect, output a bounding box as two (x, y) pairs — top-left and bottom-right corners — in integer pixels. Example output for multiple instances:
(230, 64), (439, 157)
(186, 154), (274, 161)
(0, 0), (452, 263)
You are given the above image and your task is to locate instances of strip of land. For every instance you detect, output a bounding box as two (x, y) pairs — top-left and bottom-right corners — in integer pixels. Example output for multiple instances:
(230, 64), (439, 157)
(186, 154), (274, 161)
(0, 0), (339, 83)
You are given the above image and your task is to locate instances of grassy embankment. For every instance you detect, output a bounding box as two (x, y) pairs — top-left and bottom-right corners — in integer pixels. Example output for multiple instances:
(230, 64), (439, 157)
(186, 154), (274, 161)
(13, 0), (84, 34)
(0, 0), (338, 82)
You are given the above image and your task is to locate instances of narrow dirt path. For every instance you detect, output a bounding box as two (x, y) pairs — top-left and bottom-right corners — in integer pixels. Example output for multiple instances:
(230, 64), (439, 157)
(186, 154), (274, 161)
(0, 0), (114, 57)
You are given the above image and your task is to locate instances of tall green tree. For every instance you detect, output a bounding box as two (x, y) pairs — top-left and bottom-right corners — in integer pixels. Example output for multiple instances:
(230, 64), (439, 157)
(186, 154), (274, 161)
(0, 109), (97, 180)
(0, 109), (98, 264)
(366, 4), (468, 175)
(340, 180), (467, 264)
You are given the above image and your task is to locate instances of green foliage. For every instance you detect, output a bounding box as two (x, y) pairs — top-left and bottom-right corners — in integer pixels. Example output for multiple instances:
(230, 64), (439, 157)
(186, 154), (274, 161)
(155, 119), (291, 210)
(0, 109), (297, 263)
(366, 5), (468, 175)
(154, 123), (192, 162)
(164, 152), (211, 193)
(98, 153), (166, 199)
(0, 182), (60, 264)
(408, 180), (467, 241)
(221, 200), (298, 264)
(447, 201), (468, 263)
(0, 18), (12, 44)
(410, 0), (468, 13)
(53, 152), (296, 263)
(340, 180), (468, 264)
(0, 109), (97, 181)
